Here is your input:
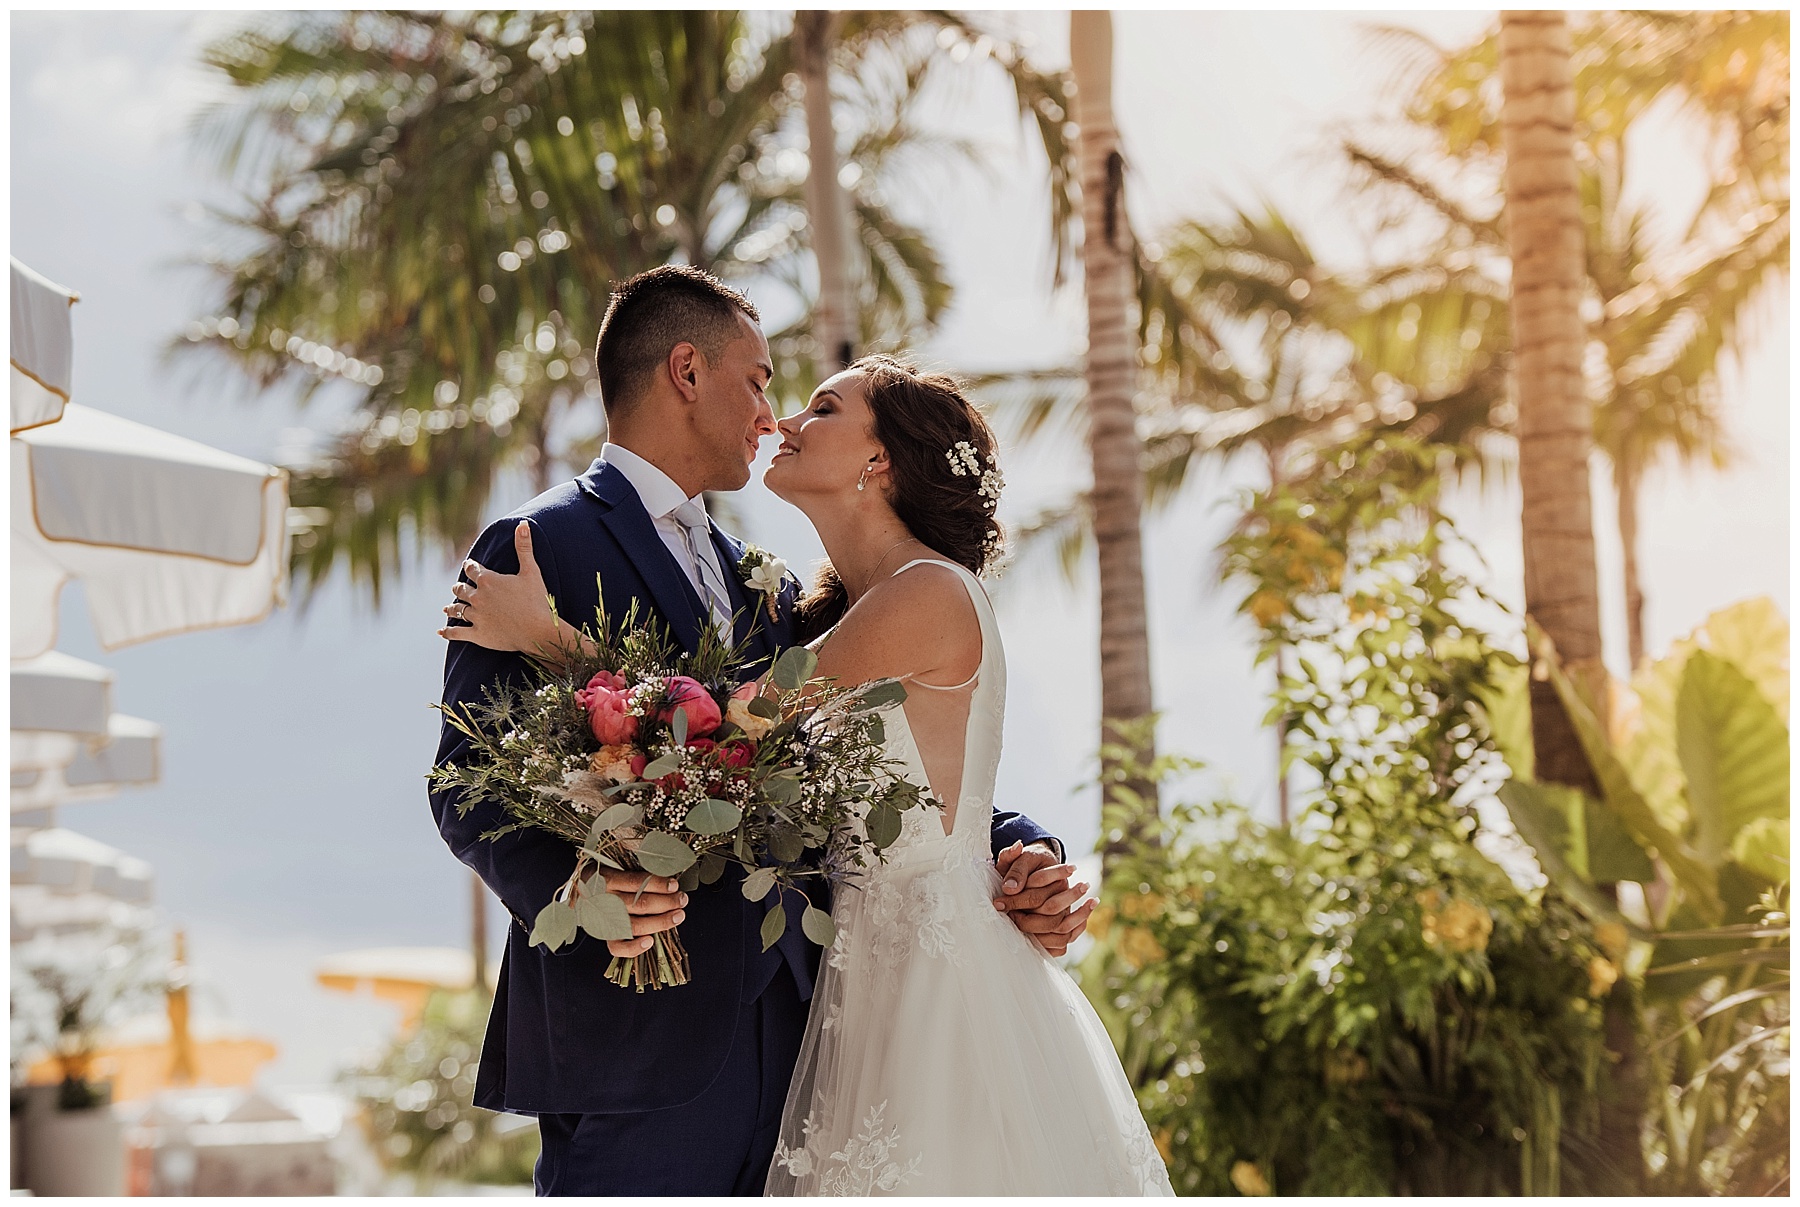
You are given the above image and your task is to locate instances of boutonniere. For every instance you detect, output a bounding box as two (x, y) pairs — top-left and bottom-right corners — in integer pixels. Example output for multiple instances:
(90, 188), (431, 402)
(736, 544), (790, 623)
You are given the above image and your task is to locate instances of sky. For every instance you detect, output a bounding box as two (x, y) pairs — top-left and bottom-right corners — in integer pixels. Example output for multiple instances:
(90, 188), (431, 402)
(11, 11), (1788, 1086)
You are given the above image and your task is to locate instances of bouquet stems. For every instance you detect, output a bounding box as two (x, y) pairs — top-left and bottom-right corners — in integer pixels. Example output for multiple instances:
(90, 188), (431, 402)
(604, 931), (691, 992)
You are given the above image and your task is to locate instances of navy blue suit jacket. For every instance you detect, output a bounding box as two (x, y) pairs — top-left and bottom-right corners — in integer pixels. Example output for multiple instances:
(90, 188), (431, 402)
(431, 460), (1057, 1116)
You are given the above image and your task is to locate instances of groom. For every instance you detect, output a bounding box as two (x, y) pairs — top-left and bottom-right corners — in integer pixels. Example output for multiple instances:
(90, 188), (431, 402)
(431, 265), (1091, 1196)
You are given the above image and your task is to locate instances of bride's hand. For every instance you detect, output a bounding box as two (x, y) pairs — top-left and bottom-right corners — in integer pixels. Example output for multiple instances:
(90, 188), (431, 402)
(439, 520), (562, 656)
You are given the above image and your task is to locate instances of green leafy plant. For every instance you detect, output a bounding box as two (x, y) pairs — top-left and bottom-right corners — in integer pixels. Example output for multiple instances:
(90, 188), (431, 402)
(1498, 597), (1789, 1194)
(1081, 435), (1621, 1194)
(10, 930), (167, 1110)
(342, 988), (539, 1189)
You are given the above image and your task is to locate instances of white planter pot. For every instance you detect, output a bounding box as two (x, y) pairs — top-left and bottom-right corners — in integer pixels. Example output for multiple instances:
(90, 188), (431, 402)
(24, 1102), (125, 1197)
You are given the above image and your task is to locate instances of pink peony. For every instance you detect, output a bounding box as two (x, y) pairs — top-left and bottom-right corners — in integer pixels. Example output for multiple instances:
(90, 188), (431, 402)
(577, 681), (638, 747)
(731, 680), (761, 701)
(588, 670), (628, 693)
(718, 739), (756, 770)
(658, 676), (722, 739)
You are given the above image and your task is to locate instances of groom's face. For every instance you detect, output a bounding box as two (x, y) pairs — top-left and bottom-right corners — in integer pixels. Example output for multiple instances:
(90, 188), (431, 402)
(690, 313), (777, 492)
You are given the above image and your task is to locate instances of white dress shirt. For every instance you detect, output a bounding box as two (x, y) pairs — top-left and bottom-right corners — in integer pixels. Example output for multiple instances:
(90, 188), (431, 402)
(600, 442), (734, 638)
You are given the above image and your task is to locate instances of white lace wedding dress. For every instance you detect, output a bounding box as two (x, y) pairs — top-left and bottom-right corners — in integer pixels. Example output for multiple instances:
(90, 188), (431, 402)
(766, 560), (1173, 1197)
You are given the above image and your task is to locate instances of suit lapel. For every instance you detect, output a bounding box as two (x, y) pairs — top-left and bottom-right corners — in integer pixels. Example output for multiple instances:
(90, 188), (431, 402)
(576, 461), (708, 655)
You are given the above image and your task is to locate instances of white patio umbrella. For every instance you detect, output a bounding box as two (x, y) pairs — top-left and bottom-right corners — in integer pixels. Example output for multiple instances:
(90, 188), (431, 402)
(12, 404), (290, 658)
(11, 258), (76, 434)
(11, 650), (162, 810)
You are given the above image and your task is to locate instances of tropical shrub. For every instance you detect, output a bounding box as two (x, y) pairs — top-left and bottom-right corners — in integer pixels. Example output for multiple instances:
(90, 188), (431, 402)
(1081, 436), (1623, 1193)
(341, 988), (538, 1188)
(1500, 597), (1790, 1194)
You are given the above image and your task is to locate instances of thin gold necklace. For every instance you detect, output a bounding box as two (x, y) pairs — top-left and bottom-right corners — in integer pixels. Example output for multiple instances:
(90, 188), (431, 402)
(855, 535), (918, 599)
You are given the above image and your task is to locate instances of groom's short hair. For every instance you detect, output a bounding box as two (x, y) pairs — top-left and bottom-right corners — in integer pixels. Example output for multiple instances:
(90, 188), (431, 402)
(595, 265), (761, 418)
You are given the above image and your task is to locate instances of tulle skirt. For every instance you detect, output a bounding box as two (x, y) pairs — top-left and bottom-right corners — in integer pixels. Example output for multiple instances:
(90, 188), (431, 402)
(764, 835), (1173, 1197)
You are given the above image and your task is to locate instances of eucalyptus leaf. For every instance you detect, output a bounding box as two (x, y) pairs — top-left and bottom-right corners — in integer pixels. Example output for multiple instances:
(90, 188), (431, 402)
(764, 775), (802, 806)
(760, 903), (788, 951)
(529, 900), (579, 949)
(633, 831), (699, 877)
(741, 866), (778, 902)
(772, 646), (818, 692)
(801, 905), (837, 948)
(685, 798), (743, 837)
(747, 696), (781, 721)
(853, 679), (907, 711)
(640, 751), (683, 781)
(698, 851), (728, 886)
(574, 890), (634, 942)
(769, 826), (804, 864)
(678, 865), (701, 893)
(592, 802), (642, 837)
(671, 706), (689, 747)
(866, 804), (902, 850)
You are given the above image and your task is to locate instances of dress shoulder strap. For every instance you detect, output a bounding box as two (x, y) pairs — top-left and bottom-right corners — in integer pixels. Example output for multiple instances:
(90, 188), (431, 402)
(889, 559), (988, 692)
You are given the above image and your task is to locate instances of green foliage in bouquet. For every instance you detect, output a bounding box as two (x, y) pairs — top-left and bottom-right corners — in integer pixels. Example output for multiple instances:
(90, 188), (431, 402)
(431, 598), (935, 990)
(1081, 436), (1620, 1194)
(342, 988), (538, 1189)
(1495, 597), (1789, 1195)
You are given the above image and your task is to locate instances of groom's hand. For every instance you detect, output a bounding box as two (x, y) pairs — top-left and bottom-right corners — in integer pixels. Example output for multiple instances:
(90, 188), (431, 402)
(992, 841), (1095, 958)
(591, 870), (688, 958)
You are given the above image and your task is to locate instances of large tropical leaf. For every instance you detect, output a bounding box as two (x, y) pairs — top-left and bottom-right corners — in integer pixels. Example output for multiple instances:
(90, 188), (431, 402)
(1675, 651), (1790, 863)
(1698, 596), (1789, 723)
(1497, 779), (1647, 929)
(1529, 621), (1723, 923)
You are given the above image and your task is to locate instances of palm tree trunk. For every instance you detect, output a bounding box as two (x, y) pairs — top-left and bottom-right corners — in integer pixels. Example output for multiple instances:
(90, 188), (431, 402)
(1071, 11), (1157, 866)
(1616, 448), (1646, 669)
(1500, 13), (1641, 1191)
(796, 10), (857, 374)
(1498, 11), (1605, 796)
(1268, 444), (1292, 828)
(471, 870), (490, 996)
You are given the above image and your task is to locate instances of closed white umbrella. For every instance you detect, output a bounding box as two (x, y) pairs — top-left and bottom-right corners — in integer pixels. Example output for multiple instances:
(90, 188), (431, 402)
(11, 258), (77, 434)
(12, 404), (290, 657)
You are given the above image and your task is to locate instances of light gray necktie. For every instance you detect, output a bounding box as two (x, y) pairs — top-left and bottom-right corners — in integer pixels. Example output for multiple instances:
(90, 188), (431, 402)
(672, 498), (733, 638)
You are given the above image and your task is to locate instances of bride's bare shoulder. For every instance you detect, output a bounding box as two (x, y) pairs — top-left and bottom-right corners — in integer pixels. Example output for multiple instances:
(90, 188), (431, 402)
(867, 559), (975, 624)
(821, 559), (979, 678)
(838, 561), (972, 647)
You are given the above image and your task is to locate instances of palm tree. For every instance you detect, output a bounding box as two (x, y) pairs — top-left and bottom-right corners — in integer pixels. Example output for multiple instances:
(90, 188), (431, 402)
(1069, 11), (1158, 862)
(794, 11), (856, 375)
(188, 10), (958, 603)
(792, 12), (1081, 375)
(1496, 10), (1606, 793)
(1348, 12), (1789, 667)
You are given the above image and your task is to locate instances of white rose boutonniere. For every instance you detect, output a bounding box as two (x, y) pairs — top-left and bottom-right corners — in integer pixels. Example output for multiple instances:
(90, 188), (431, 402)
(736, 544), (790, 623)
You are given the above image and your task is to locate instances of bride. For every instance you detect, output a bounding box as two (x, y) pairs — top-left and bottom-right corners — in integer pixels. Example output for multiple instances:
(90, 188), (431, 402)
(449, 354), (1172, 1196)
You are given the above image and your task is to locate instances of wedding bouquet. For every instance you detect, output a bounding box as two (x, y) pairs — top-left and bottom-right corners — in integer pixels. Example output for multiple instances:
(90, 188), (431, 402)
(432, 602), (934, 991)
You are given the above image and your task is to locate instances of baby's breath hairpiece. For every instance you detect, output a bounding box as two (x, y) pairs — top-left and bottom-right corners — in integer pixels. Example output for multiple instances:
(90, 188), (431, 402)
(946, 440), (1005, 512)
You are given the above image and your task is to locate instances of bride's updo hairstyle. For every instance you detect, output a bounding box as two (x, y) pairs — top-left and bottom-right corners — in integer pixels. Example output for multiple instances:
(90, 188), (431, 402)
(794, 354), (1005, 645)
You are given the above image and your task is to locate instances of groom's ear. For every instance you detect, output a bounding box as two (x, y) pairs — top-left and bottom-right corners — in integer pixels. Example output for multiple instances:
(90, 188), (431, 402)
(667, 342), (703, 403)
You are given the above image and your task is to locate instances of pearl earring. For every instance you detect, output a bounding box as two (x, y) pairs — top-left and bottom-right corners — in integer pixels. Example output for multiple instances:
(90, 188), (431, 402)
(856, 467), (869, 492)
